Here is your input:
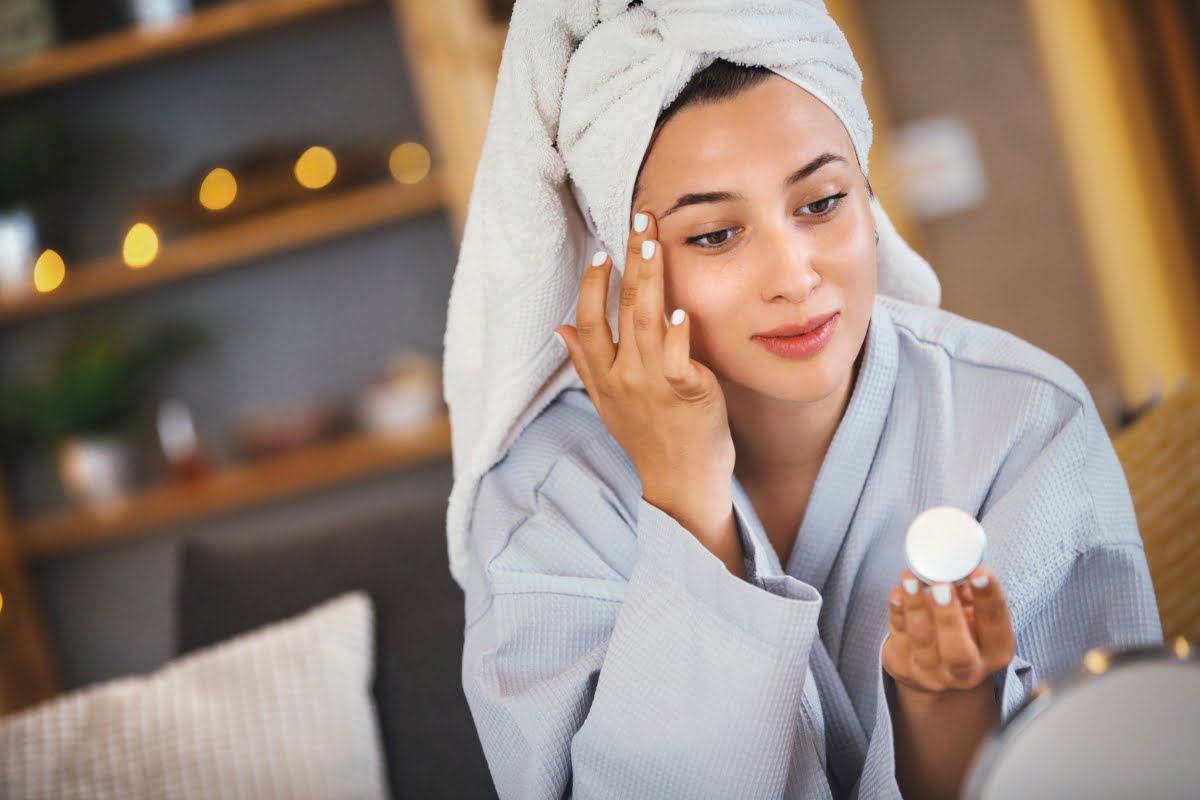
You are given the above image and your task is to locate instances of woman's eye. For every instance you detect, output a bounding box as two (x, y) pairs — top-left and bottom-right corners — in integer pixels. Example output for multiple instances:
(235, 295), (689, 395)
(686, 227), (739, 249)
(684, 194), (847, 250)
(798, 192), (849, 217)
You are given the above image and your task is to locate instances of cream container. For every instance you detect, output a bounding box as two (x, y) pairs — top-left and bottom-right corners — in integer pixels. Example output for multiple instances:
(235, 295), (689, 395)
(904, 505), (988, 584)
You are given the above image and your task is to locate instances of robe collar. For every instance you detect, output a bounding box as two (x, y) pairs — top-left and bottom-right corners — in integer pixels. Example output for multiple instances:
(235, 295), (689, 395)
(732, 297), (900, 593)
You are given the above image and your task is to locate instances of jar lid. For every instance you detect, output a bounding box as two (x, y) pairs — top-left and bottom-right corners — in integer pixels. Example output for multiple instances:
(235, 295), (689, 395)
(905, 506), (987, 584)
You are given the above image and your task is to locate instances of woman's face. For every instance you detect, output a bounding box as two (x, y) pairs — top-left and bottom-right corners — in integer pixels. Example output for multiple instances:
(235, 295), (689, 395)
(634, 74), (877, 408)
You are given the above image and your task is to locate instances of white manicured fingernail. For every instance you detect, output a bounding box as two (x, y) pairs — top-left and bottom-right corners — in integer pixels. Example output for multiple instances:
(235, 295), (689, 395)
(633, 213), (649, 233)
(641, 240), (655, 259)
(889, 596), (902, 608)
(553, 331), (566, 350)
(591, 250), (607, 267)
(970, 574), (990, 589)
(903, 578), (920, 595)
(670, 308), (685, 326)
(932, 584), (952, 606)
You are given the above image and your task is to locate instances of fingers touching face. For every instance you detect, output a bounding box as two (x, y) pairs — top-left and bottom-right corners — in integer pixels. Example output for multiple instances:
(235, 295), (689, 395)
(625, 212), (665, 374)
(557, 210), (708, 407)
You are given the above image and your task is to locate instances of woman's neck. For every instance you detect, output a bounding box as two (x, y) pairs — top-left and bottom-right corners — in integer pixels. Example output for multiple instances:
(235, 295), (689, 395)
(725, 357), (860, 488)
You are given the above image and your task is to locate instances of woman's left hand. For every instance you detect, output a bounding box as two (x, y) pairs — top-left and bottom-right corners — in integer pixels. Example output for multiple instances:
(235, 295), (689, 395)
(882, 567), (1017, 694)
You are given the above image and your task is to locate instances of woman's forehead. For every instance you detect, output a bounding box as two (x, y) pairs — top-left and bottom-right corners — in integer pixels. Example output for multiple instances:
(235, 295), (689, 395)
(639, 76), (858, 201)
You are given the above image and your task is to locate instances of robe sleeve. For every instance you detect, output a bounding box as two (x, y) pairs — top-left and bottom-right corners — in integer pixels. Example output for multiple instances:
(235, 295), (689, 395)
(978, 393), (1163, 720)
(461, 442), (835, 799)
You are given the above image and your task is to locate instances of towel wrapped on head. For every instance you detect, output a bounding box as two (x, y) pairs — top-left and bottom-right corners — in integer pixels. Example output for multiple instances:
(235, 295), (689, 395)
(443, 0), (941, 587)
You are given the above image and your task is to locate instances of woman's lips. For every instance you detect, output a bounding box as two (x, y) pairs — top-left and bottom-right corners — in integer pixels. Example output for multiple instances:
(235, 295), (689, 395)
(752, 312), (839, 359)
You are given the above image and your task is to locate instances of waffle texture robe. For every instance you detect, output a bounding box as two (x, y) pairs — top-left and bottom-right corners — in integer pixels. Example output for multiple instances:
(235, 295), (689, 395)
(460, 296), (1163, 799)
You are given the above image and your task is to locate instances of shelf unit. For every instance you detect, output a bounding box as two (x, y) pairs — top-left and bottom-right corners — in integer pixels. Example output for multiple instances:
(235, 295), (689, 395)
(0, 0), (374, 98)
(0, 0), (507, 712)
(19, 412), (452, 559)
(0, 178), (443, 324)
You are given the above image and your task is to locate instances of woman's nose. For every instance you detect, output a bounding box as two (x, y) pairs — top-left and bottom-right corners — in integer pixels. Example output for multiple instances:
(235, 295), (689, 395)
(758, 225), (820, 303)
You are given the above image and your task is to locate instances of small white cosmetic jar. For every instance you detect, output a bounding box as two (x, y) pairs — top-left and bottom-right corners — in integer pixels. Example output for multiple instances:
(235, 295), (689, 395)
(904, 506), (988, 584)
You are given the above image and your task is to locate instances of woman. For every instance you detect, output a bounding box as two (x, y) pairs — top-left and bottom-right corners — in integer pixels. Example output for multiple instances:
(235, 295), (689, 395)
(447, 5), (1161, 799)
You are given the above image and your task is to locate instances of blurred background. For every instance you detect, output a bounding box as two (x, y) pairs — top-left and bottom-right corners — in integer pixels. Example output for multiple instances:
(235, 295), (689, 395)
(0, 0), (1195, 746)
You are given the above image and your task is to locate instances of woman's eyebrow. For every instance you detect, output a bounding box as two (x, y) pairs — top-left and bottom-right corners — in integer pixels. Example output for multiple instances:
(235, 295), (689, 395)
(784, 152), (847, 187)
(658, 152), (848, 220)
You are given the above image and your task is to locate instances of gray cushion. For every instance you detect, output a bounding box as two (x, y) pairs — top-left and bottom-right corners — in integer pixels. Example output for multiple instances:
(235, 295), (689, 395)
(176, 504), (495, 800)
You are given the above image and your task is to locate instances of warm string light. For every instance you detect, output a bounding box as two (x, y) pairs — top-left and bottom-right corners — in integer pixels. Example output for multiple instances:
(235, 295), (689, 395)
(389, 142), (431, 184)
(199, 167), (238, 210)
(33, 249), (66, 293)
(123, 222), (160, 269)
(294, 146), (337, 189)
(1083, 649), (1109, 675)
(82, 142), (431, 278)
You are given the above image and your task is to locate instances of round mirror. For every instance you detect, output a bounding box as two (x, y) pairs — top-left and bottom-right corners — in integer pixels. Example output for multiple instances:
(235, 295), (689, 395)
(963, 642), (1200, 799)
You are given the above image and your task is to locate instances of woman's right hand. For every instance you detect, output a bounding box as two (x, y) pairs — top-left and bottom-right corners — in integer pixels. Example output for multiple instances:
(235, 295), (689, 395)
(557, 211), (739, 559)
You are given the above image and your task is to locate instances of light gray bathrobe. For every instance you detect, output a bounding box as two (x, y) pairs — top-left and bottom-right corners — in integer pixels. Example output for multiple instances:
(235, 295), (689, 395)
(459, 296), (1162, 799)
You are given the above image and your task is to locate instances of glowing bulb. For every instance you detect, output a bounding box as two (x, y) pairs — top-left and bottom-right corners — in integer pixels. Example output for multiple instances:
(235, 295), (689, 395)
(1174, 636), (1192, 659)
(33, 249), (66, 293)
(1083, 649), (1109, 675)
(123, 223), (160, 269)
(199, 167), (238, 210)
(389, 142), (431, 184)
(0, 590), (4, 615)
(294, 146), (337, 189)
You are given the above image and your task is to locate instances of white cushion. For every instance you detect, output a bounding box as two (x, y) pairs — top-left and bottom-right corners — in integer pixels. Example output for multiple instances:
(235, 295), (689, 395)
(0, 592), (387, 800)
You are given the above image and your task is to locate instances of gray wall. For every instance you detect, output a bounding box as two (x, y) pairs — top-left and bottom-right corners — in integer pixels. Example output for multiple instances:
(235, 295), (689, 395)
(861, 0), (1121, 424)
(1, 3), (458, 687)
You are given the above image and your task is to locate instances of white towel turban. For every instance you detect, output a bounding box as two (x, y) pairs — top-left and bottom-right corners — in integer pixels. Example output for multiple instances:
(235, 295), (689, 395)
(443, 0), (941, 587)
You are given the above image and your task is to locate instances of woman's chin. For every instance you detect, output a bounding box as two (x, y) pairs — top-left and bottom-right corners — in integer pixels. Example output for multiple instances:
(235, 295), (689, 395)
(772, 375), (848, 406)
(722, 358), (853, 408)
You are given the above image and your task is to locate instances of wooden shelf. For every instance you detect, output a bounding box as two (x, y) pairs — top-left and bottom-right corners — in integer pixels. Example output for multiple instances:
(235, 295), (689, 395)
(0, 178), (443, 325)
(18, 411), (451, 558)
(0, 0), (375, 98)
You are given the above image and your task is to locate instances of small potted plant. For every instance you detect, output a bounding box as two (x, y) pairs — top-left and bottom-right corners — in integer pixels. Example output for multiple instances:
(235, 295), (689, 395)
(0, 318), (207, 507)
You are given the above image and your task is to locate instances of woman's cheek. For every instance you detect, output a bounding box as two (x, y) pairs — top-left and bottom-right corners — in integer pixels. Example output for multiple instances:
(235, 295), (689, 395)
(814, 210), (877, 295)
(665, 251), (750, 330)
(823, 204), (872, 259)
(688, 295), (744, 368)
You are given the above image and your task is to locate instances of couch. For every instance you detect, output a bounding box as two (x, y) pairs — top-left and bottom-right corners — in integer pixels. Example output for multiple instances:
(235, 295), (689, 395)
(176, 502), (497, 799)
